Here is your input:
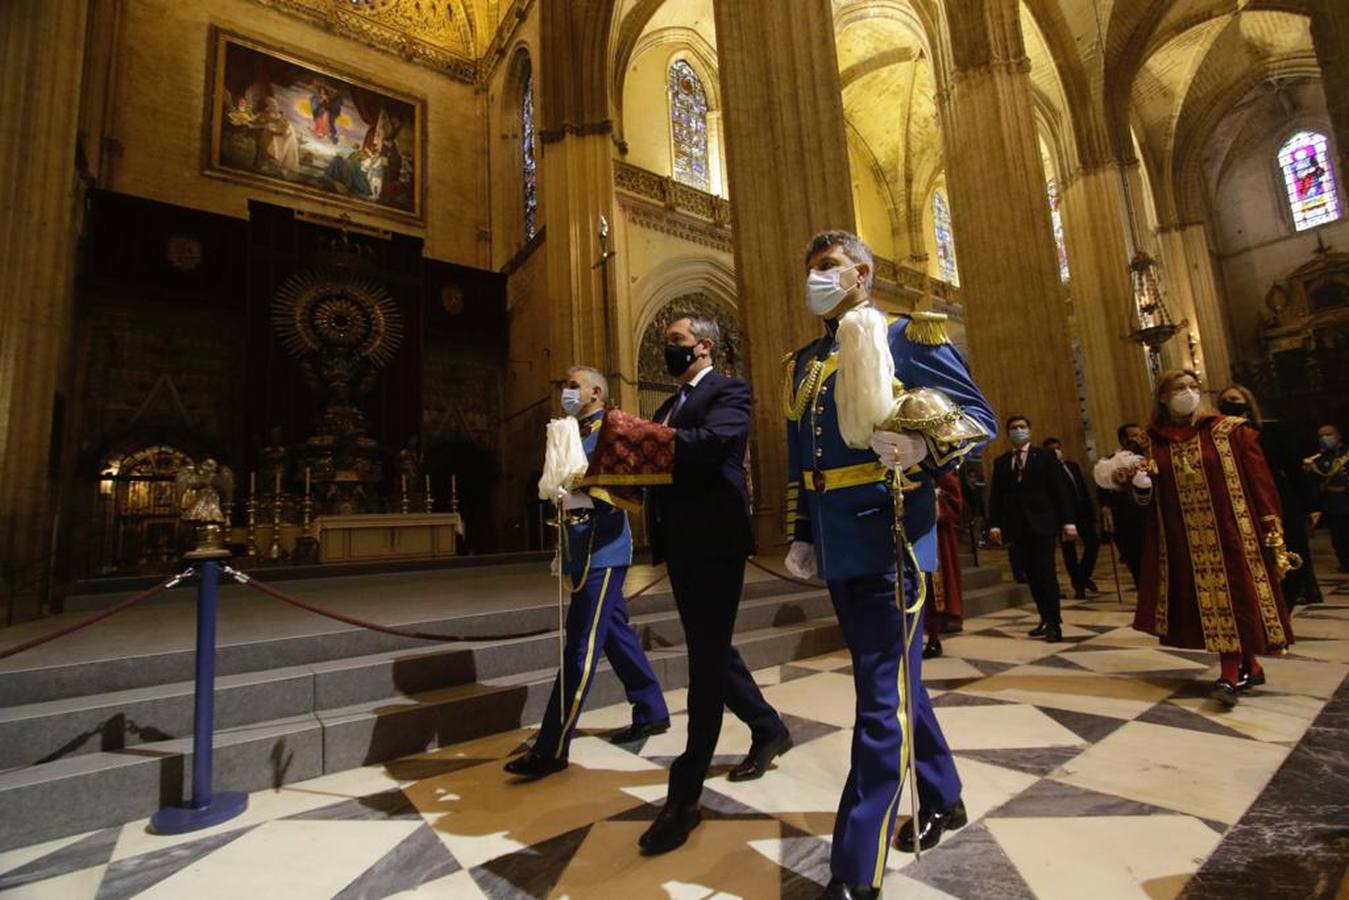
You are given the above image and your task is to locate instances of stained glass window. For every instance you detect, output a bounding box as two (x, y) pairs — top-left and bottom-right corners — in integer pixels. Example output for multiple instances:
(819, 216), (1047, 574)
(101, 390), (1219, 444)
(522, 64), (538, 240)
(933, 189), (959, 286)
(668, 60), (710, 192)
(1279, 130), (1340, 232)
(1047, 179), (1070, 282)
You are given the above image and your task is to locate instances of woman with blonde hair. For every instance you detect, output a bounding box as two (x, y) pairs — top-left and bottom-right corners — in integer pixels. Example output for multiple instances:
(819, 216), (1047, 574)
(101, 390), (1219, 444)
(1216, 383), (1322, 607)
(1125, 370), (1296, 706)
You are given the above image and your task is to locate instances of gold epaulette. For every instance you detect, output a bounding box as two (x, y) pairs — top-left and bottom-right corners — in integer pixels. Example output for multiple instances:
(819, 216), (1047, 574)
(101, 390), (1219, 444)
(906, 311), (950, 346)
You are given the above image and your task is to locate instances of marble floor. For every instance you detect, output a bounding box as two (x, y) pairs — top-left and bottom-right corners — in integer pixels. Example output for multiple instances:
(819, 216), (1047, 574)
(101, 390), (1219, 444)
(2, 550), (1347, 899)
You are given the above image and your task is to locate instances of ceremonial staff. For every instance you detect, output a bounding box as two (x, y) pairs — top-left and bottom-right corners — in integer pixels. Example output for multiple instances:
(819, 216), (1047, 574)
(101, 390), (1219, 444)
(887, 457), (924, 860)
(593, 215), (617, 403)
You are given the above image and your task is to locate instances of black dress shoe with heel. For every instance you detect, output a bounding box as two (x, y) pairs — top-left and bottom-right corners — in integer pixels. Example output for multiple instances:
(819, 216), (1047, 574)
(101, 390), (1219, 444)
(608, 717), (671, 744)
(638, 803), (701, 854)
(1044, 625), (1063, 643)
(819, 881), (879, 899)
(1210, 679), (1239, 708)
(502, 750), (568, 778)
(922, 637), (943, 659)
(1028, 623), (1048, 638)
(1236, 667), (1266, 692)
(728, 728), (793, 781)
(895, 798), (967, 853)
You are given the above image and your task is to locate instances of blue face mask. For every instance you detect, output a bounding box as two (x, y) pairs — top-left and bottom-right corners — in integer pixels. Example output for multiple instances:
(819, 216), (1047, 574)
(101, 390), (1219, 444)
(1009, 428), (1030, 446)
(1322, 434), (1342, 451)
(561, 388), (585, 417)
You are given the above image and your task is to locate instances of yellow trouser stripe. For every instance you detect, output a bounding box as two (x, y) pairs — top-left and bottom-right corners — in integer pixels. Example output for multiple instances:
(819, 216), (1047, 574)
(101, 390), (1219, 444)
(559, 568), (612, 743)
(872, 545), (927, 889)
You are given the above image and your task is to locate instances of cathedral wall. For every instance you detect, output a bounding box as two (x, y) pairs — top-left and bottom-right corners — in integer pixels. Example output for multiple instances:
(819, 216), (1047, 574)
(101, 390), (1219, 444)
(99, 0), (488, 267)
(848, 144), (898, 261)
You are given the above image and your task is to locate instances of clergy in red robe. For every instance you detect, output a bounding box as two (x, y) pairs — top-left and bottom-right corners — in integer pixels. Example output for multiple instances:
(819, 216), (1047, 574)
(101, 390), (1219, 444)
(1125, 370), (1296, 707)
(923, 469), (965, 658)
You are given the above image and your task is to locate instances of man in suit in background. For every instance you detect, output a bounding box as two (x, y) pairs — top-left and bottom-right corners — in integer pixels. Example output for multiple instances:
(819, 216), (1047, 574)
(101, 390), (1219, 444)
(638, 313), (791, 855)
(1043, 437), (1099, 599)
(1094, 423), (1149, 589)
(987, 416), (1076, 641)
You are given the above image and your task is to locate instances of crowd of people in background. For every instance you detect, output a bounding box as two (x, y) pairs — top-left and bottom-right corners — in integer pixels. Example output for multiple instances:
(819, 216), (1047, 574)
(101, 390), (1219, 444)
(946, 374), (1347, 708)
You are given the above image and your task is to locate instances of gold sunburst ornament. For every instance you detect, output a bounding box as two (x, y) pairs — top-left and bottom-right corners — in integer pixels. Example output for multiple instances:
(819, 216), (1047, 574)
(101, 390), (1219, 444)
(272, 271), (403, 366)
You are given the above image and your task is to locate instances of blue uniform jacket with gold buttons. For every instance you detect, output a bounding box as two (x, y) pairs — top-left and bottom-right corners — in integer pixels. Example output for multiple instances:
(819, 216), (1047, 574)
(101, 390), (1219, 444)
(563, 411), (633, 581)
(784, 312), (996, 580)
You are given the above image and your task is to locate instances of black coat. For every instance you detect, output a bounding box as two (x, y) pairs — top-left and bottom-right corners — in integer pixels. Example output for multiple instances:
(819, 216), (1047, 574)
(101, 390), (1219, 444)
(1056, 458), (1096, 526)
(645, 369), (755, 568)
(987, 445), (1075, 539)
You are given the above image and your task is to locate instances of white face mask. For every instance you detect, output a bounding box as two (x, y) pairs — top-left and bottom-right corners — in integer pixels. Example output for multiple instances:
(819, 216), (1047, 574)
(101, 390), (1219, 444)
(1168, 388), (1201, 417)
(805, 264), (859, 317)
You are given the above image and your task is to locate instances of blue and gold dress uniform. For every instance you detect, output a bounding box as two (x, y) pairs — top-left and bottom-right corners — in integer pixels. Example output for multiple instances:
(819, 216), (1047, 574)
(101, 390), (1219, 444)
(784, 311), (995, 888)
(533, 411), (669, 760)
(1305, 443), (1349, 571)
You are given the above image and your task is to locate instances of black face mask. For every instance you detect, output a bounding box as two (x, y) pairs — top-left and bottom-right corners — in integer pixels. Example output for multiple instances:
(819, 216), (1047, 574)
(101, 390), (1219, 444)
(664, 343), (697, 378)
(1217, 400), (1248, 417)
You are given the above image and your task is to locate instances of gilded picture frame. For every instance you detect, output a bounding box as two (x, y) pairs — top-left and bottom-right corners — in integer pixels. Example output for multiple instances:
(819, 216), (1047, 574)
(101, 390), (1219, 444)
(205, 27), (426, 225)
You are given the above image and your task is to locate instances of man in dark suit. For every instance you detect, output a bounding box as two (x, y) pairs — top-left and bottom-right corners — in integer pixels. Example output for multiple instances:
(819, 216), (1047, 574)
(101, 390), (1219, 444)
(1094, 423), (1149, 589)
(1043, 437), (1099, 599)
(987, 416), (1076, 641)
(638, 313), (791, 855)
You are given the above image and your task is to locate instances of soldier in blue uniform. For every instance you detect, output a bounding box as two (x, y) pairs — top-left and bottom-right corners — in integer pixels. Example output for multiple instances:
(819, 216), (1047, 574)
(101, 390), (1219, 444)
(782, 232), (996, 900)
(1305, 423), (1349, 573)
(504, 366), (671, 777)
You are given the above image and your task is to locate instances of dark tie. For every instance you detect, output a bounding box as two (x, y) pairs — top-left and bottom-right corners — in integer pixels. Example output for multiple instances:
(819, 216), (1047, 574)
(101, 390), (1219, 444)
(668, 385), (691, 424)
(1063, 463), (1078, 495)
(1014, 450), (1025, 483)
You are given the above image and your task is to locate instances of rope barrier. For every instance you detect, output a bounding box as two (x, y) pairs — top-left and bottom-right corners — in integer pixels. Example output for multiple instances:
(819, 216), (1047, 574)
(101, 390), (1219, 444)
(0, 568), (194, 661)
(222, 566), (556, 643)
(745, 556), (826, 589)
(625, 570), (668, 599)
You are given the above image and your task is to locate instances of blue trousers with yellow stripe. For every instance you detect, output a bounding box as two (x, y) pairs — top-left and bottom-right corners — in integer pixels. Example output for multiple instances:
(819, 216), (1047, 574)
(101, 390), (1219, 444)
(534, 566), (669, 760)
(829, 568), (962, 887)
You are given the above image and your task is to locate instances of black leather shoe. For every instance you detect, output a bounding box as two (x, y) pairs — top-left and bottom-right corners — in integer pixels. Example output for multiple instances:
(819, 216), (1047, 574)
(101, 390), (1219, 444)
(608, 717), (671, 744)
(728, 728), (793, 781)
(638, 803), (701, 854)
(1073, 589), (1087, 600)
(1028, 623), (1048, 638)
(819, 881), (879, 899)
(1086, 579), (1099, 592)
(503, 750), (568, 778)
(1044, 625), (1063, 643)
(1210, 679), (1239, 708)
(922, 638), (943, 660)
(1236, 667), (1266, 692)
(895, 798), (967, 852)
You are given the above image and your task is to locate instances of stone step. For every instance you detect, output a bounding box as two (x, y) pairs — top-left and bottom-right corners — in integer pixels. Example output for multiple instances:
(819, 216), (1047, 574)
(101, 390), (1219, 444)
(0, 616), (848, 853)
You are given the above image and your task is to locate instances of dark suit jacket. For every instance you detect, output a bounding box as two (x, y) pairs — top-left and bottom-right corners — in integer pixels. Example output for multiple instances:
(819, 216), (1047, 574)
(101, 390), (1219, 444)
(1056, 459), (1095, 525)
(987, 445), (1075, 540)
(645, 369), (755, 569)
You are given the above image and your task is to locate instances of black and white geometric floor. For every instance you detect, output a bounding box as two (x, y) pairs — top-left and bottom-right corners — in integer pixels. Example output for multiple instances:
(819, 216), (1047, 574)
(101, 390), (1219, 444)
(3, 556), (1346, 899)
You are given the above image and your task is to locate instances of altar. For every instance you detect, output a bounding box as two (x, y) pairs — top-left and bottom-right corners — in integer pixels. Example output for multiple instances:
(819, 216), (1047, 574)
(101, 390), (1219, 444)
(315, 512), (464, 564)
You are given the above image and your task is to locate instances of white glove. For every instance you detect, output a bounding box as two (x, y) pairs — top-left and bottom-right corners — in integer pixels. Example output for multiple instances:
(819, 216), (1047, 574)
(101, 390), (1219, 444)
(562, 490), (594, 510)
(784, 541), (817, 580)
(1131, 470), (1153, 490)
(549, 550), (560, 577)
(871, 430), (928, 471)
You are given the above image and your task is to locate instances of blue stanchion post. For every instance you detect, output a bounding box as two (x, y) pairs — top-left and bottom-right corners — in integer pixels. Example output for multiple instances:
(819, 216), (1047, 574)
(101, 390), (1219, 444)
(151, 559), (248, 833)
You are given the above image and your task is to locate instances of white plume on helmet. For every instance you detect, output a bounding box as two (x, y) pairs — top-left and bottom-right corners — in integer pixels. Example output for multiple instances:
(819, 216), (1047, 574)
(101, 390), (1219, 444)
(835, 305), (896, 450)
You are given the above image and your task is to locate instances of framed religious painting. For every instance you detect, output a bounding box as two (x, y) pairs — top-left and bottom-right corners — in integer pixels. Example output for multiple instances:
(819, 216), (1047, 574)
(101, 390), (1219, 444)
(205, 28), (425, 224)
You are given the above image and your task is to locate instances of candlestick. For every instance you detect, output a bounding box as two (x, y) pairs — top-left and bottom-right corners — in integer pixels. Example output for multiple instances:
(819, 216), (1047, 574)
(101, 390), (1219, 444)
(268, 492), (283, 561)
(424, 474), (430, 494)
(305, 466), (311, 495)
(424, 475), (433, 514)
(249, 471), (256, 496)
(400, 474), (410, 515)
(246, 496), (258, 558)
(273, 467), (281, 496)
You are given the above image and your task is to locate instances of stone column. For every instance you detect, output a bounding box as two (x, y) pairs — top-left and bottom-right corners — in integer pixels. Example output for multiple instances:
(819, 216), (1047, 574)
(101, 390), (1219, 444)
(1059, 165), (1153, 442)
(713, 0), (855, 548)
(538, 2), (624, 402)
(937, 0), (1084, 460)
(0, 0), (89, 622)
(1310, 0), (1349, 176)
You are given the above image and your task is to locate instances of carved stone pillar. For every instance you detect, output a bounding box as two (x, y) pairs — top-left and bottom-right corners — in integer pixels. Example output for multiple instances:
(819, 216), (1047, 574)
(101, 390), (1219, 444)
(713, 0), (855, 547)
(1311, 0), (1349, 175)
(1060, 166), (1153, 443)
(937, 0), (1083, 459)
(0, 0), (88, 621)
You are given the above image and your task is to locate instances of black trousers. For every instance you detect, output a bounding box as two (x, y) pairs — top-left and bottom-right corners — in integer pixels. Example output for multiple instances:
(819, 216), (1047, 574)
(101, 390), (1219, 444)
(1113, 526), (1144, 589)
(1331, 514), (1349, 571)
(1010, 532), (1061, 626)
(667, 557), (783, 807)
(1061, 526), (1100, 594)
